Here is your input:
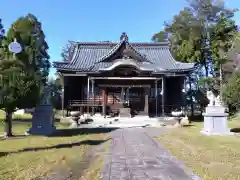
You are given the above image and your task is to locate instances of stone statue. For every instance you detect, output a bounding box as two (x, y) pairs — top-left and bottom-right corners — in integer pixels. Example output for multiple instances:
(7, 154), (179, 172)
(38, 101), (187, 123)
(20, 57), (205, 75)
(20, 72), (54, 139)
(120, 87), (129, 107)
(215, 95), (222, 106)
(206, 91), (215, 106)
(206, 90), (222, 106)
(28, 86), (56, 136)
(201, 92), (231, 136)
(40, 87), (51, 105)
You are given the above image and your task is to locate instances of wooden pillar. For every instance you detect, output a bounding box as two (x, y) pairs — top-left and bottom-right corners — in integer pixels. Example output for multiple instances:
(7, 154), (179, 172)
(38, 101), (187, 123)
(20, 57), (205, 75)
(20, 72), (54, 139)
(61, 88), (64, 117)
(87, 77), (90, 113)
(155, 80), (158, 117)
(102, 87), (107, 116)
(182, 76), (186, 114)
(189, 76), (194, 116)
(161, 77), (165, 116)
(80, 82), (84, 115)
(144, 87), (149, 116)
(91, 79), (95, 115)
(80, 106), (83, 115)
(61, 74), (65, 117)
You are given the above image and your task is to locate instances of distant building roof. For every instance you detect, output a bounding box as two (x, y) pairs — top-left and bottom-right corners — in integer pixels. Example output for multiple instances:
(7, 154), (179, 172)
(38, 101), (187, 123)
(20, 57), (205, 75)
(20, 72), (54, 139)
(53, 33), (196, 73)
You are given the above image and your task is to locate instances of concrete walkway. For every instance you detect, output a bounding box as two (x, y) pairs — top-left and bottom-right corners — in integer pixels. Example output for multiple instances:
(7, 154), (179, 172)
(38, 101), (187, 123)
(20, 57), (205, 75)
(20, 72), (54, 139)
(101, 127), (200, 180)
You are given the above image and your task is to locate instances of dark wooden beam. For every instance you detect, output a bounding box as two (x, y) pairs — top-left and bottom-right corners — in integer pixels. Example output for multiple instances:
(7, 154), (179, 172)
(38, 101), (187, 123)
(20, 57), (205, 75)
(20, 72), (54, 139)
(98, 84), (151, 88)
(90, 77), (162, 80)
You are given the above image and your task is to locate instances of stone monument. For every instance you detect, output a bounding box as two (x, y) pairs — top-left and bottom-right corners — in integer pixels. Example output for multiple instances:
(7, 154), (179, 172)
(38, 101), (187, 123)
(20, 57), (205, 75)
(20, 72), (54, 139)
(118, 87), (131, 118)
(27, 87), (56, 135)
(200, 91), (233, 135)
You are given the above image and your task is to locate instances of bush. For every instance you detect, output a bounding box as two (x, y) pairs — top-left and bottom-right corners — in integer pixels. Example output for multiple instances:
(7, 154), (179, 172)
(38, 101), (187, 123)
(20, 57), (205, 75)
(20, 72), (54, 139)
(222, 70), (240, 111)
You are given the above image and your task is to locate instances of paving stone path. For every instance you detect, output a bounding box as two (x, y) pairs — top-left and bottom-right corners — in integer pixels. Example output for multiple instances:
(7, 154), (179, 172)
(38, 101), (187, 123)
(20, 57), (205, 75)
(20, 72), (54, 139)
(101, 127), (200, 180)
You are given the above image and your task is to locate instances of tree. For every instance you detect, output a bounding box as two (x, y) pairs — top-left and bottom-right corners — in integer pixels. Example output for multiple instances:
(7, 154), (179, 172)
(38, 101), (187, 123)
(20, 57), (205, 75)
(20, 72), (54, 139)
(222, 70), (240, 111)
(154, 0), (238, 94)
(0, 19), (4, 40)
(0, 15), (50, 137)
(152, 31), (168, 42)
(163, 8), (201, 63)
(61, 42), (73, 61)
(211, 10), (238, 92)
(152, 0), (238, 114)
(228, 32), (240, 69)
(0, 60), (41, 137)
(48, 77), (62, 109)
(233, 32), (240, 52)
(7, 14), (50, 85)
(153, 0), (238, 78)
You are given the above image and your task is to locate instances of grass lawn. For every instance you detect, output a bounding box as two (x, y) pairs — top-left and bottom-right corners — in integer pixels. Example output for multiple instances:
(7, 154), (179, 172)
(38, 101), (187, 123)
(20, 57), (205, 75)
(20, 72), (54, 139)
(0, 113), (110, 180)
(0, 109), (32, 121)
(157, 120), (240, 180)
(80, 140), (110, 180)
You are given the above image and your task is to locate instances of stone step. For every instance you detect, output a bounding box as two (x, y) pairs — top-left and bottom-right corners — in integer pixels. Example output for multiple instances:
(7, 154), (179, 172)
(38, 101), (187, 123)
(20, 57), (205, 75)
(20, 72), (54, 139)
(119, 108), (131, 118)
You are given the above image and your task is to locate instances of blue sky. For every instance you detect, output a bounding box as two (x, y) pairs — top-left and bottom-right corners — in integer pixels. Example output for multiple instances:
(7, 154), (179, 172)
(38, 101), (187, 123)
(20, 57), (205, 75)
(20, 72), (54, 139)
(1, 0), (239, 78)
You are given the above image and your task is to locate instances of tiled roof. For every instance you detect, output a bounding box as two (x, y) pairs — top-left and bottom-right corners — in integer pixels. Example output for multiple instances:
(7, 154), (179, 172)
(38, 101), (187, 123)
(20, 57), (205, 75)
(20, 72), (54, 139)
(53, 34), (196, 73)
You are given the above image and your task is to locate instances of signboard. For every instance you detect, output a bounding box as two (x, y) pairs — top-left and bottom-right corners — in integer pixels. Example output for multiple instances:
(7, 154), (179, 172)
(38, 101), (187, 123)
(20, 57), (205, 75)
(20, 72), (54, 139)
(8, 41), (22, 53)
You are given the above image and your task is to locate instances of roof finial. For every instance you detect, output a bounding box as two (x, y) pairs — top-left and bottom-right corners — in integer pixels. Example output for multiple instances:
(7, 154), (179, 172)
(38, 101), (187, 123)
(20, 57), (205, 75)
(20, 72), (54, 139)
(120, 32), (128, 41)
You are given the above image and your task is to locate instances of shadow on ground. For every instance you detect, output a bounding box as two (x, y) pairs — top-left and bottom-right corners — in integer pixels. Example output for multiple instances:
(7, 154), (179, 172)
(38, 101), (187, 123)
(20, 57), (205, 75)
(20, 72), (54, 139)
(49, 127), (118, 137)
(0, 135), (28, 141)
(188, 115), (204, 122)
(0, 138), (111, 157)
(1, 126), (118, 141)
(230, 128), (240, 133)
(0, 118), (32, 124)
(182, 124), (196, 127)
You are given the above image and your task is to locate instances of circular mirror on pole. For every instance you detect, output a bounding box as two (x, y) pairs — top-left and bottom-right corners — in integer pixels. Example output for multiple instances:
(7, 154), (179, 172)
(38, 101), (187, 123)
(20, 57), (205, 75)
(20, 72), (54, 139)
(8, 39), (22, 54)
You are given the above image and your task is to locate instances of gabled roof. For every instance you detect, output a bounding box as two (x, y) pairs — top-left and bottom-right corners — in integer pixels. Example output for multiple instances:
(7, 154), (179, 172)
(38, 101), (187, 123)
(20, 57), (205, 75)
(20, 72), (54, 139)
(53, 33), (196, 73)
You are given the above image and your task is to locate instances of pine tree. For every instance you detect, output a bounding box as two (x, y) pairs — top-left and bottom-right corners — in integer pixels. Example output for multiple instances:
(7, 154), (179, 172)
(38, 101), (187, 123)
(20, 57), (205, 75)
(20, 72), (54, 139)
(0, 19), (4, 39)
(0, 15), (50, 137)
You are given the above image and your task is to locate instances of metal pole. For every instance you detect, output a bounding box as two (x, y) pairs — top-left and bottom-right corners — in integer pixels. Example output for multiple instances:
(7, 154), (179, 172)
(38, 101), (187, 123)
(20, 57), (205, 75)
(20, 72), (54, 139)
(161, 78), (165, 116)
(155, 80), (158, 117)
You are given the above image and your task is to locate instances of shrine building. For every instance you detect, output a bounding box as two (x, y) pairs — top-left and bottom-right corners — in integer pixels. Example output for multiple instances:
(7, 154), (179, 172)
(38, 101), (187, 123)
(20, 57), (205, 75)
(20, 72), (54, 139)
(53, 33), (196, 117)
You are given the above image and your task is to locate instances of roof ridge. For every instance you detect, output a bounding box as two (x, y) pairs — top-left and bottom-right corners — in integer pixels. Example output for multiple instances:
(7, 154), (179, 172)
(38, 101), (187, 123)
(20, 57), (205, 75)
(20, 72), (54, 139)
(125, 41), (152, 62)
(69, 44), (82, 65)
(93, 39), (152, 65)
(95, 39), (125, 63)
(68, 40), (170, 47)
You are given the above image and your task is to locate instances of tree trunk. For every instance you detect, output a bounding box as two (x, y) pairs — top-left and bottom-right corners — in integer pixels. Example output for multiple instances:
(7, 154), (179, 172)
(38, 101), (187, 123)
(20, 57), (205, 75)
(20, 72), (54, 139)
(219, 63), (223, 98)
(4, 109), (13, 137)
(204, 63), (209, 90)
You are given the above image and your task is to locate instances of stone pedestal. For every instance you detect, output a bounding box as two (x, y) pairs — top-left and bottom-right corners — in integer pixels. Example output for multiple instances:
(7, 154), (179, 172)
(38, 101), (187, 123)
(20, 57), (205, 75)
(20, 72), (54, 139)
(201, 105), (233, 136)
(119, 108), (131, 118)
(28, 105), (56, 136)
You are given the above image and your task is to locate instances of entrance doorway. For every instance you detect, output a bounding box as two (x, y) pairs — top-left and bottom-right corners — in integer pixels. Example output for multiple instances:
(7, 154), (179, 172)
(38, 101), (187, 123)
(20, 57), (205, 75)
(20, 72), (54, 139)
(129, 87), (145, 116)
(107, 86), (146, 116)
